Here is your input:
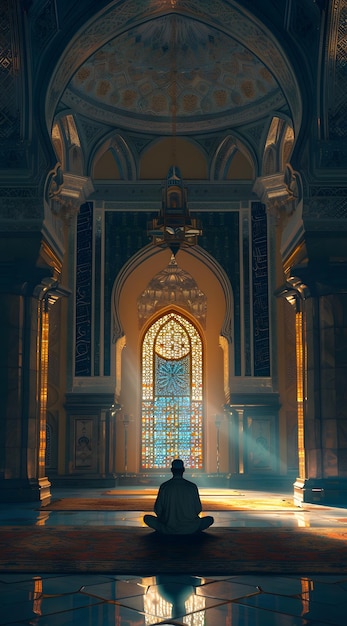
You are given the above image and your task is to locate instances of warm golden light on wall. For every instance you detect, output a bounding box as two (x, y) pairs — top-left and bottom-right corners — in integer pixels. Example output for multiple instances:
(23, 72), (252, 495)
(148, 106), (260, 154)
(296, 311), (306, 478)
(38, 307), (49, 472)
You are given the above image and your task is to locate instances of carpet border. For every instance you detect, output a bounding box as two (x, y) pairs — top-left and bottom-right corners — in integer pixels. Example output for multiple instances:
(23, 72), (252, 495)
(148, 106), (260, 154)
(1, 526), (347, 576)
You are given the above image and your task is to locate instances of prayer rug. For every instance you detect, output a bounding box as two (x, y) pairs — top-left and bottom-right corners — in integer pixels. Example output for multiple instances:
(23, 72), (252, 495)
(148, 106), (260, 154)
(1, 526), (346, 574)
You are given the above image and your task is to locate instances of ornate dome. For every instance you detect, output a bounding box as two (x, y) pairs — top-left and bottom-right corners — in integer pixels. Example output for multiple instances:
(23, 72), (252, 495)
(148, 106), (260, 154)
(63, 14), (284, 134)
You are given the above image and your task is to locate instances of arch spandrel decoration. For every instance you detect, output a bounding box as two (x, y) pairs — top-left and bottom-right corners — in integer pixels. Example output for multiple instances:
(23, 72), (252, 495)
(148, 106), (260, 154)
(141, 311), (203, 470)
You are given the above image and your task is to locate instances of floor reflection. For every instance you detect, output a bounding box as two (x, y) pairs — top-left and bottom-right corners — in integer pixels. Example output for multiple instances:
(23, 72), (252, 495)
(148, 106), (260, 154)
(145, 575), (205, 623)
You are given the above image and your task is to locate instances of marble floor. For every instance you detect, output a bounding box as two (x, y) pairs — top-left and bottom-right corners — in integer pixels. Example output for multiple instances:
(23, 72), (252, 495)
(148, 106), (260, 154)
(1, 487), (347, 625)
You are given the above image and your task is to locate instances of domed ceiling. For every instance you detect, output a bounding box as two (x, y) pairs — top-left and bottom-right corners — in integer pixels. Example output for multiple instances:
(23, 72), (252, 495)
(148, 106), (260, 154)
(62, 15), (286, 134)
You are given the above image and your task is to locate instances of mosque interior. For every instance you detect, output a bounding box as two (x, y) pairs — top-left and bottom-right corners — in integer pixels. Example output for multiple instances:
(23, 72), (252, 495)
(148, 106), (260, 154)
(1, 0), (347, 623)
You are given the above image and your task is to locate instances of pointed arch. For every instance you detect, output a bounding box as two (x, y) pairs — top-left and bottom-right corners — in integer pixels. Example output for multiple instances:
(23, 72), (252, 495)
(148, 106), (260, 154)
(141, 309), (204, 470)
(91, 133), (137, 180)
(211, 135), (257, 180)
(112, 243), (233, 346)
(262, 115), (295, 175)
(139, 137), (208, 180)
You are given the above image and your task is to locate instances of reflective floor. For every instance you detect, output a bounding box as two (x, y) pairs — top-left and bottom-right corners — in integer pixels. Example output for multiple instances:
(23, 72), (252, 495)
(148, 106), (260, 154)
(1, 487), (347, 625)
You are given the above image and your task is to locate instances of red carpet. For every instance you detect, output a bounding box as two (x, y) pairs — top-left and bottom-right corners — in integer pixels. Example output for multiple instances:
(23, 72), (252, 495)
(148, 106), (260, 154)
(1, 526), (347, 574)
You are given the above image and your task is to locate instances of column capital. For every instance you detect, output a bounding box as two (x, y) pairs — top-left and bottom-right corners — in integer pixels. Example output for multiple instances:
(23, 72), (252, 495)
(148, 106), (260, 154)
(278, 261), (347, 300)
(47, 168), (94, 223)
(0, 263), (70, 301)
(275, 275), (311, 307)
(253, 167), (300, 221)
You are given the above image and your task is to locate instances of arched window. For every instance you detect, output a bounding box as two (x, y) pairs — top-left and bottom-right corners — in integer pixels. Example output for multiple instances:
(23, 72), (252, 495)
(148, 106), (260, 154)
(141, 312), (203, 470)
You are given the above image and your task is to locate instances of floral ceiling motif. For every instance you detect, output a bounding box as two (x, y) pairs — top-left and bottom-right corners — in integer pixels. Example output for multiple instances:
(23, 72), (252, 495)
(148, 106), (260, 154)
(64, 15), (284, 133)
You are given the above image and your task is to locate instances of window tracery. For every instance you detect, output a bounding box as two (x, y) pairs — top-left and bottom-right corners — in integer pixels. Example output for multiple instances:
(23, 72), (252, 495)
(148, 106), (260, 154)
(141, 312), (203, 469)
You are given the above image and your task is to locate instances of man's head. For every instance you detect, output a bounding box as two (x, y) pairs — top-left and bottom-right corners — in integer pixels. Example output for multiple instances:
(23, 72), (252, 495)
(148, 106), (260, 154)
(171, 458), (185, 476)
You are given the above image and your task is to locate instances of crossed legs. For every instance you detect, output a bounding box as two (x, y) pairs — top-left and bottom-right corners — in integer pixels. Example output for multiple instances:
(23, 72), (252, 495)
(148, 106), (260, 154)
(143, 514), (214, 534)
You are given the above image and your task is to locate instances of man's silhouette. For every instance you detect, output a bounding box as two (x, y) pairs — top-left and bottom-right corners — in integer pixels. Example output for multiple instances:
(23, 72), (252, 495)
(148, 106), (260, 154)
(143, 459), (214, 534)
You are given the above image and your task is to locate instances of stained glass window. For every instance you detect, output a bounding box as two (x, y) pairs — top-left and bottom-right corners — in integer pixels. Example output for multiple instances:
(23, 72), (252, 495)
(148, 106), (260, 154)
(141, 312), (203, 469)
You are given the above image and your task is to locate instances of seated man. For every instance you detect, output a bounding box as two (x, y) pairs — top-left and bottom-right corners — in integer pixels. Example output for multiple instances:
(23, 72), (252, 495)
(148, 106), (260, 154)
(143, 459), (214, 534)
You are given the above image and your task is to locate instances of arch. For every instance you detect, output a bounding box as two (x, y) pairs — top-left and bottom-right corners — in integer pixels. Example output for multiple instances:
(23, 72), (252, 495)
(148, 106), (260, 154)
(211, 134), (257, 180)
(262, 115), (295, 175)
(112, 243), (233, 346)
(183, 246), (234, 343)
(93, 150), (121, 180)
(281, 125), (295, 170)
(111, 245), (229, 473)
(112, 244), (163, 343)
(69, 145), (84, 175)
(140, 309), (204, 470)
(51, 113), (84, 174)
(263, 146), (277, 176)
(139, 137), (208, 180)
(90, 133), (137, 180)
(51, 123), (64, 165)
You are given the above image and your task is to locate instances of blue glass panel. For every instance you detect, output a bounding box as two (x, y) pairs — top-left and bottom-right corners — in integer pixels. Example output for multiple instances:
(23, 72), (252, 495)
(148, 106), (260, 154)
(155, 354), (190, 396)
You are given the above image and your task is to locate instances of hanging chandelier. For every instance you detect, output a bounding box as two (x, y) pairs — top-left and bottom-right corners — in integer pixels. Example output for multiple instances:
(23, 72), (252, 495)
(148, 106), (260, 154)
(148, 165), (202, 255)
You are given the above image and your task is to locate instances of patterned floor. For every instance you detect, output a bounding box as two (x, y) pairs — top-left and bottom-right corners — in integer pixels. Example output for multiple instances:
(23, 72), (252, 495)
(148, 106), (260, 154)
(1, 487), (347, 625)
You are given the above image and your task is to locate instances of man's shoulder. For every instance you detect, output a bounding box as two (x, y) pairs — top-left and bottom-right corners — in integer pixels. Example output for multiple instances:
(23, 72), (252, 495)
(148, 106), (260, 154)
(158, 478), (173, 490)
(182, 477), (199, 489)
(159, 477), (198, 490)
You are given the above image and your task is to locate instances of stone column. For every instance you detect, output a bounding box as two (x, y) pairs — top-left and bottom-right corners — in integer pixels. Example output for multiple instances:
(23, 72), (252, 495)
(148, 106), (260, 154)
(279, 265), (347, 505)
(0, 269), (64, 503)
